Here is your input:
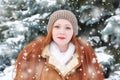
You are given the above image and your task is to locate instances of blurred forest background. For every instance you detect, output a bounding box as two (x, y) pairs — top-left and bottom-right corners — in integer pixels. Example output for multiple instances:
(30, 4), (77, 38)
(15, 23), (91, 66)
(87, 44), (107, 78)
(0, 0), (120, 79)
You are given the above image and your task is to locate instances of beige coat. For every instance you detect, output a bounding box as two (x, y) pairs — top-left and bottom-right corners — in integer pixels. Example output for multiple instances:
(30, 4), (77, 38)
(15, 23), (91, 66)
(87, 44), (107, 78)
(38, 45), (81, 80)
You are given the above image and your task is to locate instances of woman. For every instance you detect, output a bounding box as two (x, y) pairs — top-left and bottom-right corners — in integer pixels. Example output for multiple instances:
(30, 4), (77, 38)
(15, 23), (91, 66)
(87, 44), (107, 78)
(14, 10), (104, 80)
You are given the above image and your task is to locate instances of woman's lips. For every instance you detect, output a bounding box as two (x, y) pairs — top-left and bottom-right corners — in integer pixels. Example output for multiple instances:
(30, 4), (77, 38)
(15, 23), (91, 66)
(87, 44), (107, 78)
(58, 37), (65, 40)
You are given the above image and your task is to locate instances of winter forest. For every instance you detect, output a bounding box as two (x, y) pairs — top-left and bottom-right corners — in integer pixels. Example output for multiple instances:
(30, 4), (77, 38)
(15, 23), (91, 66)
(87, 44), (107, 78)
(0, 0), (120, 80)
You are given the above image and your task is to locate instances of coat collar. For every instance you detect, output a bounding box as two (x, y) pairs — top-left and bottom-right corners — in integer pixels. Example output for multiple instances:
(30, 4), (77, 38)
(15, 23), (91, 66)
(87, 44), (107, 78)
(41, 45), (81, 77)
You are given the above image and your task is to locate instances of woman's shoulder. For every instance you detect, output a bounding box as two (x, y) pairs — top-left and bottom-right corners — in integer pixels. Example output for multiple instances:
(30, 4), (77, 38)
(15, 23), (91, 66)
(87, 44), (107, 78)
(19, 36), (45, 55)
(17, 36), (45, 60)
(25, 36), (45, 47)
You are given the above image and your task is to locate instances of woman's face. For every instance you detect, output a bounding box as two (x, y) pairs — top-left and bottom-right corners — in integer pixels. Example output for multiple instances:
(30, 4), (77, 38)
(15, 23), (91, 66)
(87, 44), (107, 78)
(52, 19), (73, 47)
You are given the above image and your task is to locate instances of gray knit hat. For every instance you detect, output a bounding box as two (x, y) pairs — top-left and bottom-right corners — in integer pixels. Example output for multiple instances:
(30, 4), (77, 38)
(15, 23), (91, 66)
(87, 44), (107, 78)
(47, 10), (78, 35)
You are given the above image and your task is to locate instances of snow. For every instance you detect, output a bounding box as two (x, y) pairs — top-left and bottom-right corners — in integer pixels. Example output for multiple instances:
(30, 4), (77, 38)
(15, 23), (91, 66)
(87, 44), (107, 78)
(0, 65), (15, 80)
(79, 5), (104, 25)
(6, 35), (25, 44)
(105, 71), (120, 80)
(95, 47), (114, 63)
(101, 14), (120, 45)
(23, 13), (50, 22)
(36, 0), (56, 6)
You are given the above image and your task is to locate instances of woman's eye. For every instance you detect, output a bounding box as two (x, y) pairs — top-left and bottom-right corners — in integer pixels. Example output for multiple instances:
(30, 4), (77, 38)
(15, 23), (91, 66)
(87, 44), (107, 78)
(66, 27), (71, 30)
(54, 26), (60, 28)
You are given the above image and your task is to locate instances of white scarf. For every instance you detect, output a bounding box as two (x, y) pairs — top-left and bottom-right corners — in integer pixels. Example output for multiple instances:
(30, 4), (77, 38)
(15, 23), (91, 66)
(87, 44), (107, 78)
(50, 42), (75, 66)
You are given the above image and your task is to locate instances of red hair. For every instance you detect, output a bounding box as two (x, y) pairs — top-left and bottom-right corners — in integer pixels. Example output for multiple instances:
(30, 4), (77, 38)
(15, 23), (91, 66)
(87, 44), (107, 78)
(14, 25), (104, 80)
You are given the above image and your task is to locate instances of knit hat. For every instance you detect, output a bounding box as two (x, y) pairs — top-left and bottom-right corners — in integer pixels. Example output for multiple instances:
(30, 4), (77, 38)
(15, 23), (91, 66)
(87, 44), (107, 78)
(47, 10), (78, 35)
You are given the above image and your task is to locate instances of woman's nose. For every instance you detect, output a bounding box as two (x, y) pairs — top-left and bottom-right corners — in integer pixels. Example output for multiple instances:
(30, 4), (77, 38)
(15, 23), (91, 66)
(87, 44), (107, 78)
(59, 28), (65, 34)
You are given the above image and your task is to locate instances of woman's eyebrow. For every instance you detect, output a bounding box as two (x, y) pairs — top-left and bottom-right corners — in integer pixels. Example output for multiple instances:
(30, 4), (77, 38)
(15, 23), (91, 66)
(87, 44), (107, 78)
(54, 23), (61, 25)
(65, 24), (72, 27)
